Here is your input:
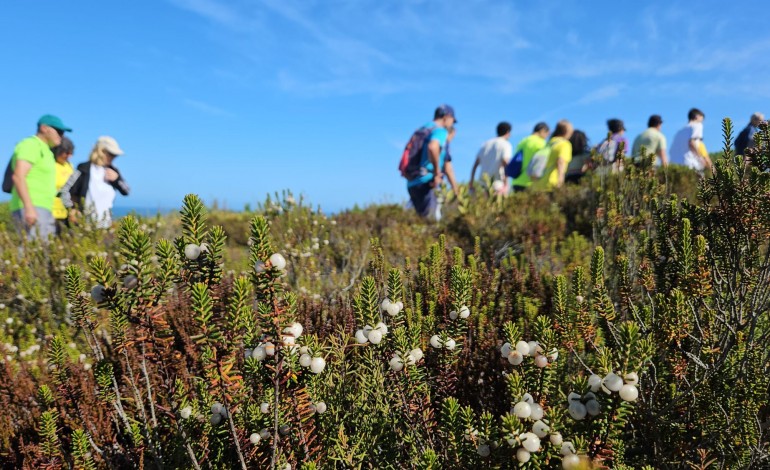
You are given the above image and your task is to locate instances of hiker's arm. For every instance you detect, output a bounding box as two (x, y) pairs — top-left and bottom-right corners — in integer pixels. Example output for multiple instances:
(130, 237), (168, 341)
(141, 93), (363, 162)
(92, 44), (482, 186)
(688, 138), (698, 154)
(555, 156), (568, 188)
(59, 170), (81, 209)
(428, 139), (442, 186)
(659, 147), (669, 167)
(444, 161), (459, 196)
(469, 157), (480, 190)
(11, 160), (36, 225)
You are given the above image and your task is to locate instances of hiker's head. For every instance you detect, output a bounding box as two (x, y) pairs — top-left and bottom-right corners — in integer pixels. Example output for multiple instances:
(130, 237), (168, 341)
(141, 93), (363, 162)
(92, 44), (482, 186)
(533, 122), (550, 138)
(569, 130), (589, 156)
(750, 112), (765, 126)
(688, 108), (705, 122)
(552, 120), (573, 139)
(434, 104), (457, 127)
(52, 137), (75, 164)
(496, 122), (512, 138)
(648, 115), (663, 129)
(36, 114), (72, 147)
(89, 136), (124, 166)
(607, 118), (625, 134)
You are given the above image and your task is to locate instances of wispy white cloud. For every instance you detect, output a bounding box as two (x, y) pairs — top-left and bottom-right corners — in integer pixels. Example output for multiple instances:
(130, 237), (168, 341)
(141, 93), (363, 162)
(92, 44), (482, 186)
(576, 84), (625, 105)
(182, 98), (233, 117)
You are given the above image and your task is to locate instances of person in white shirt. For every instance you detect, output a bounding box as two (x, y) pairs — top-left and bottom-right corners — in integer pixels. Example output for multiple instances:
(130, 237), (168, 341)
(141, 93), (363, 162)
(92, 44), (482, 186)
(670, 108), (712, 173)
(60, 136), (129, 228)
(469, 121), (513, 193)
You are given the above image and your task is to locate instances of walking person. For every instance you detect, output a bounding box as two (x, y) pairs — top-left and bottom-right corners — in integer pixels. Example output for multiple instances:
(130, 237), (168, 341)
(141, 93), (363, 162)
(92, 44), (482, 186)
(532, 120), (573, 191)
(61, 136), (129, 228)
(405, 105), (459, 219)
(595, 118), (629, 172)
(52, 137), (75, 235)
(670, 108), (712, 173)
(631, 115), (668, 167)
(9, 114), (73, 241)
(469, 121), (513, 194)
(734, 112), (764, 156)
(510, 122), (550, 192)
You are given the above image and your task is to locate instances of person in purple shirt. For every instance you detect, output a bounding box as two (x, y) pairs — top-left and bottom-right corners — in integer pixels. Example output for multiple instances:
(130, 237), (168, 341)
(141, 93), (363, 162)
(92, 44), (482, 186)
(595, 118), (629, 172)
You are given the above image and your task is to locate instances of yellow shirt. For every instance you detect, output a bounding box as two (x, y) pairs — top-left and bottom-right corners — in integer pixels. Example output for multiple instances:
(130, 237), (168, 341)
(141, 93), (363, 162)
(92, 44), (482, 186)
(53, 160), (74, 219)
(533, 137), (572, 190)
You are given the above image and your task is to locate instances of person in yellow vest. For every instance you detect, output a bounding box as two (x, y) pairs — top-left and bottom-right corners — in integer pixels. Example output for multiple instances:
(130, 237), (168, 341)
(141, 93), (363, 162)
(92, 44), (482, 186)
(51, 137), (75, 235)
(532, 120), (574, 191)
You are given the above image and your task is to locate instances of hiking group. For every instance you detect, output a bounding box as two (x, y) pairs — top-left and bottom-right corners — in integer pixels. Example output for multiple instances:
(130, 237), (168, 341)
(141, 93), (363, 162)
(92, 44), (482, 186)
(4, 114), (129, 241)
(402, 105), (766, 219)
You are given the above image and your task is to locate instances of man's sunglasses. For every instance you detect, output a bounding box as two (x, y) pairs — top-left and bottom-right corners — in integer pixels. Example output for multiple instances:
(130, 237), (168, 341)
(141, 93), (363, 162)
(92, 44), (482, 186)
(50, 127), (64, 137)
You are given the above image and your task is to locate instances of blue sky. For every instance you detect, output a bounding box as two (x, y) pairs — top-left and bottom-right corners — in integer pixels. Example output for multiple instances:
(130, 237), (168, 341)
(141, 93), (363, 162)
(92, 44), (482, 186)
(1, 0), (769, 212)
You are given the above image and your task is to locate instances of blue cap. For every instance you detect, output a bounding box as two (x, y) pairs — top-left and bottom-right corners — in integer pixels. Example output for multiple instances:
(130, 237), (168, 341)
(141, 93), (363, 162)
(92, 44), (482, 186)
(37, 114), (72, 132)
(435, 104), (457, 122)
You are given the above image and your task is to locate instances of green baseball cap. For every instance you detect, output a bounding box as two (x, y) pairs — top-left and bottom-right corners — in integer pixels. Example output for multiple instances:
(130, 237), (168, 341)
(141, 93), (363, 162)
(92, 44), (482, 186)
(37, 114), (72, 132)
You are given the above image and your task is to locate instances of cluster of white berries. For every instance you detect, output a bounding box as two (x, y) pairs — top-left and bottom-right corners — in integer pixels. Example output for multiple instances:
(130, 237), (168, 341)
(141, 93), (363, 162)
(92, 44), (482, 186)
(209, 402), (228, 425)
(298, 347), (326, 374)
(355, 322), (389, 345)
(448, 305), (471, 320)
(380, 298), (404, 316)
(566, 391), (600, 420)
(500, 340), (557, 368)
(249, 428), (271, 445)
(184, 243), (209, 261)
(429, 334), (456, 350)
(388, 347), (424, 371)
(308, 401), (327, 414)
(507, 393), (552, 463)
(588, 371), (639, 402)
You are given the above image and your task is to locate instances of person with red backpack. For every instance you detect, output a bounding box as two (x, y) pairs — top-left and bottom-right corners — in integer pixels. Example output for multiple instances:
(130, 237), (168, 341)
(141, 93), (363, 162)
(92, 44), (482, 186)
(400, 105), (459, 218)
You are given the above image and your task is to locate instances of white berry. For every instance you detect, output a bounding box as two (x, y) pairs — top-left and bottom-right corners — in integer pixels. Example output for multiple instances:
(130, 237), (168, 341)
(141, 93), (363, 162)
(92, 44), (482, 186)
(588, 374), (602, 392)
(521, 393), (534, 404)
(367, 329), (383, 344)
(260, 402), (270, 414)
(310, 357), (326, 374)
(444, 338), (456, 350)
(264, 342), (276, 356)
(252, 346), (267, 361)
(560, 441), (576, 456)
(603, 372), (623, 392)
(430, 335), (442, 349)
(508, 351), (524, 365)
(586, 399), (601, 416)
(550, 433), (563, 446)
(211, 403), (223, 415)
(180, 406), (192, 419)
(530, 403), (544, 420)
(269, 253), (286, 271)
(534, 354), (548, 368)
(562, 454), (580, 470)
(90, 285), (106, 303)
(386, 302), (400, 316)
(500, 342), (511, 357)
(249, 432), (261, 444)
(315, 401), (327, 414)
(299, 353), (312, 367)
(624, 372), (639, 386)
(532, 420), (549, 438)
(259, 428), (270, 440)
(389, 356), (404, 371)
(515, 341), (530, 355)
(410, 348), (423, 362)
(210, 413), (222, 425)
(381, 298), (391, 311)
(568, 402), (587, 420)
(522, 433), (540, 452)
(477, 444), (490, 457)
(619, 384), (639, 402)
(184, 244), (201, 260)
(459, 305), (470, 318)
(527, 341), (539, 356)
(513, 401), (531, 418)
(375, 322), (389, 335)
(516, 448), (531, 463)
(355, 329), (369, 344)
(449, 310), (458, 320)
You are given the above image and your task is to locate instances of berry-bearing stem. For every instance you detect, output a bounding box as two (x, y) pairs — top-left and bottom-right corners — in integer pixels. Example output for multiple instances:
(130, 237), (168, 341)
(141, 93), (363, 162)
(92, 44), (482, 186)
(217, 357), (247, 470)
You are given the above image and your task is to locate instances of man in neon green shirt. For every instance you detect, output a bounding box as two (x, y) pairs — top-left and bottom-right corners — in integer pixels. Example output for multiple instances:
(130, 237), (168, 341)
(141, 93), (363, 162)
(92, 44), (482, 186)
(511, 122), (550, 191)
(10, 114), (73, 240)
